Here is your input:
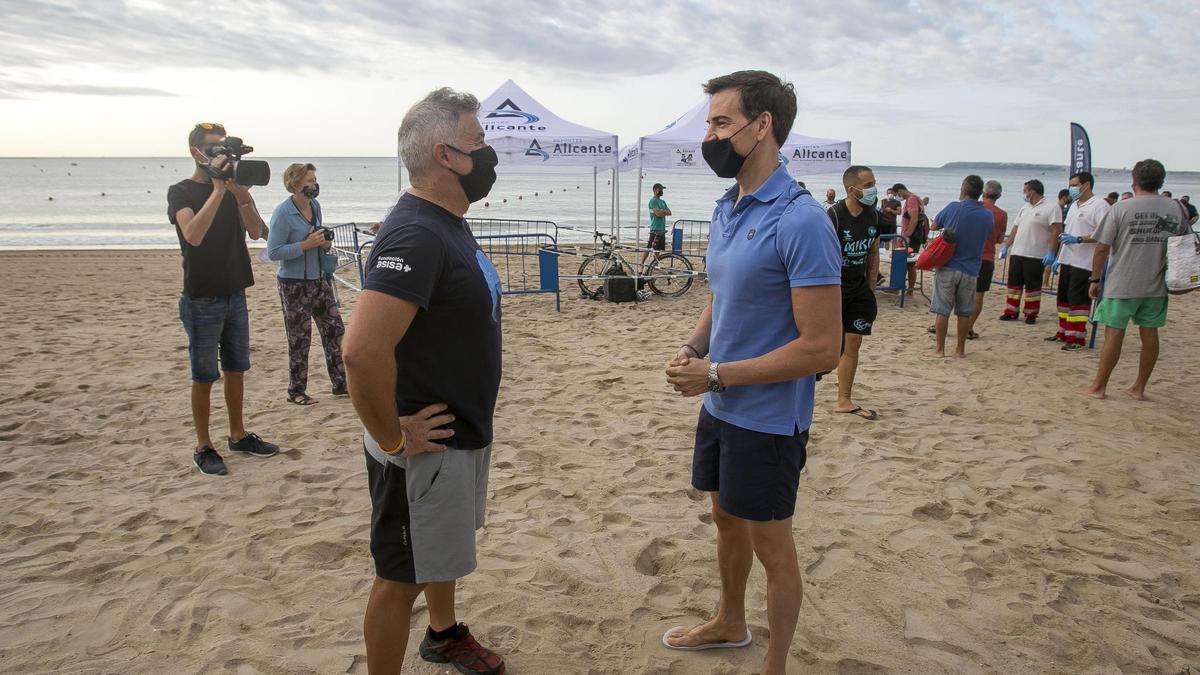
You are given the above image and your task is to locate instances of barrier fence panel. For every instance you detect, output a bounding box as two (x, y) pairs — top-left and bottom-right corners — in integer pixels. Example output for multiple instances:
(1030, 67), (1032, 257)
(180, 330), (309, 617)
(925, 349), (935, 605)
(467, 217), (560, 242)
(328, 222), (376, 291)
(670, 219), (710, 272)
(326, 220), (560, 310)
(469, 218), (561, 311)
(476, 233), (561, 311)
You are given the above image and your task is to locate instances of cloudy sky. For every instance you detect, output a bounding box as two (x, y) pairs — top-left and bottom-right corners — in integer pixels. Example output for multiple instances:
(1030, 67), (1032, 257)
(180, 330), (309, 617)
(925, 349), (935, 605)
(2, 0), (1197, 169)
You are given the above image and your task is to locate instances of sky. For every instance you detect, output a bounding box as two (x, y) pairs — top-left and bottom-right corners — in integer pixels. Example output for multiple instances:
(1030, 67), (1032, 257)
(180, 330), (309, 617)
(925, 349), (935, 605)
(1, 0), (1198, 169)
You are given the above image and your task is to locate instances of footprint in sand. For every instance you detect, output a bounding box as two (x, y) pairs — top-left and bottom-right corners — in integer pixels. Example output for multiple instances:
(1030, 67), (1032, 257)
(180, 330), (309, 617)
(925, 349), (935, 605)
(805, 544), (854, 580)
(912, 501), (953, 521)
(634, 538), (682, 577)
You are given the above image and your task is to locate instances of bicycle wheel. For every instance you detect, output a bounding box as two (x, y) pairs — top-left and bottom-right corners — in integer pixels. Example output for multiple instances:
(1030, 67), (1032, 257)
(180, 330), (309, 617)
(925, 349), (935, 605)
(577, 255), (614, 299)
(647, 253), (694, 297)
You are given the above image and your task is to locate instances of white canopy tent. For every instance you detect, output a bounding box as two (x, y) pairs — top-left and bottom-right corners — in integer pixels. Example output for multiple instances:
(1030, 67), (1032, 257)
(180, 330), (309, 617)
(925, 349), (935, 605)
(397, 79), (619, 234)
(618, 98), (852, 242)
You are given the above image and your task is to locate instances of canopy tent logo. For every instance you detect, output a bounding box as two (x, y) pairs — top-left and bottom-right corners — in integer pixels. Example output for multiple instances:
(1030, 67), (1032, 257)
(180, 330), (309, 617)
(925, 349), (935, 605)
(673, 148), (697, 167)
(791, 147), (848, 161)
(526, 140), (550, 161)
(486, 99), (540, 124)
(526, 138), (613, 161)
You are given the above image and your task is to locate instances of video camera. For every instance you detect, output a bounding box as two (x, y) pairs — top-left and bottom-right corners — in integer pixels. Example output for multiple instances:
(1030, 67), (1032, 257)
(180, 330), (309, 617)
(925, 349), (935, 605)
(205, 136), (271, 187)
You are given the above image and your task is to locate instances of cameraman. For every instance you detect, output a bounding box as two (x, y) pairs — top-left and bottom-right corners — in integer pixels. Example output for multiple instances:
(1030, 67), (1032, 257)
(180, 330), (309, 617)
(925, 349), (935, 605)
(168, 122), (280, 476)
(267, 163), (347, 405)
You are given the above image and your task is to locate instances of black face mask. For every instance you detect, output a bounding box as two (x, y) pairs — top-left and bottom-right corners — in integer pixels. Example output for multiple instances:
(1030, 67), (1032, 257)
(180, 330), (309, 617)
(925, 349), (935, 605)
(701, 118), (762, 179)
(301, 183), (319, 199)
(446, 144), (498, 202)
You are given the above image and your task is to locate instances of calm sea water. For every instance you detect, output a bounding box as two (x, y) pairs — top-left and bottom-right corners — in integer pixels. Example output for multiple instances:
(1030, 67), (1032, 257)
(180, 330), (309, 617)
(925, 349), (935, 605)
(2, 157), (1197, 248)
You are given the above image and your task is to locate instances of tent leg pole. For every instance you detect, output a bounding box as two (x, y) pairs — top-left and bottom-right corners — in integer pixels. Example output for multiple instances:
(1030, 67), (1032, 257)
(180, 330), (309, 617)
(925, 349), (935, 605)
(613, 168), (619, 243)
(635, 165), (643, 281)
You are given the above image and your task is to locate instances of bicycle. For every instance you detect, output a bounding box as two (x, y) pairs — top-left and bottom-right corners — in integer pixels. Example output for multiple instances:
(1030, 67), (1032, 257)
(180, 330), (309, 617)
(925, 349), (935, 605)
(575, 232), (695, 299)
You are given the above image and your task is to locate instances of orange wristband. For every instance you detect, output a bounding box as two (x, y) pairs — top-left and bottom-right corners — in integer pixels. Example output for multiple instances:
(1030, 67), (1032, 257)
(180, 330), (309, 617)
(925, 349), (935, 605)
(382, 430), (408, 456)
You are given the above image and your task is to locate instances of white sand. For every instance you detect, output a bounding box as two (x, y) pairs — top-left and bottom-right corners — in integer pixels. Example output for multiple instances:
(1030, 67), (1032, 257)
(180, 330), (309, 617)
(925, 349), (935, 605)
(0, 250), (1198, 673)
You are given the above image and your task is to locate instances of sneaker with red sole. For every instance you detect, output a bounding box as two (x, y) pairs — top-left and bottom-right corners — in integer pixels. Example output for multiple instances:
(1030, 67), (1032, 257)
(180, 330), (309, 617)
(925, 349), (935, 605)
(419, 623), (505, 674)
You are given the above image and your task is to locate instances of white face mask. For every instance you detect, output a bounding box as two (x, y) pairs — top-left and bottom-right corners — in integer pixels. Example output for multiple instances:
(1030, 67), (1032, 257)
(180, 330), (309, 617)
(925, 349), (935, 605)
(857, 186), (878, 206)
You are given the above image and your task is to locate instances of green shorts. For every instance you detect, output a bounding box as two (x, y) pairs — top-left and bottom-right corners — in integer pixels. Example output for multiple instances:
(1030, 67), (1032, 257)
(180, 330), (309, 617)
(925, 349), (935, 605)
(1094, 296), (1168, 329)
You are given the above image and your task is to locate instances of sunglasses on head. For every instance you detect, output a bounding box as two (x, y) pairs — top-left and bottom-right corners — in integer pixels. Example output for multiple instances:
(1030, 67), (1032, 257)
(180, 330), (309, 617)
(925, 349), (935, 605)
(197, 122), (224, 130)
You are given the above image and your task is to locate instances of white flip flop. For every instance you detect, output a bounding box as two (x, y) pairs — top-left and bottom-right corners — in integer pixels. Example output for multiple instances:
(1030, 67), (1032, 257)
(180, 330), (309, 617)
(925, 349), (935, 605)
(661, 626), (753, 651)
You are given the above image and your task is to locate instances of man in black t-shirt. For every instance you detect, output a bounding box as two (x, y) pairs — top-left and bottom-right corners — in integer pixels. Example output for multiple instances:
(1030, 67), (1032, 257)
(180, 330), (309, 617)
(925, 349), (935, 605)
(342, 88), (505, 675)
(167, 123), (279, 477)
(828, 165), (881, 421)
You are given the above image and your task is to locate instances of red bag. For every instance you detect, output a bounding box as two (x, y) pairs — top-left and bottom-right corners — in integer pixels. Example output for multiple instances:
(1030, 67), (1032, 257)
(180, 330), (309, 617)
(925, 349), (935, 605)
(915, 230), (956, 270)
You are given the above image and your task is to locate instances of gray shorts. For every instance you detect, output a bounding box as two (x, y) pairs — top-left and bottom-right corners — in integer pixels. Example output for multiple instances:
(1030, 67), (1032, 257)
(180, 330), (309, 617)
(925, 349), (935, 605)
(364, 433), (491, 584)
(931, 268), (978, 317)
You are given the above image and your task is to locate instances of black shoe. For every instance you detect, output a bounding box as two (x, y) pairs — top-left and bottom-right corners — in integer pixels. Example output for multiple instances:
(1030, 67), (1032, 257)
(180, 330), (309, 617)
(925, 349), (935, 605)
(229, 432), (279, 458)
(193, 446), (228, 475)
(1062, 343), (1084, 352)
(419, 623), (505, 674)
(331, 386), (348, 397)
(1044, 335), (1062, 342)
(999, 314), (1017, 321)
(1025, 317), (1037, 325)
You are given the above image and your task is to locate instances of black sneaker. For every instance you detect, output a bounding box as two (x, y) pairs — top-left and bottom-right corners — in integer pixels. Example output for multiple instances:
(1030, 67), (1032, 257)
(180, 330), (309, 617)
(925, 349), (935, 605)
(419, 623), (505, 674)
(1044, 335), (1063, 342)
(999, 314), (1017, 321)
(229, 432), (279, 458)
(193, 446), (228, 475)
(1062, 343), (1084, 352)
(331, 386), (348, 397)
(1025, 317), (1037, 325)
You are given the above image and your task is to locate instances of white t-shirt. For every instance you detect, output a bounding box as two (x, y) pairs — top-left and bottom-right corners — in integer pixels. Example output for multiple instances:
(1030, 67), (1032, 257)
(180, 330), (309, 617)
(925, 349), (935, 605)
(1010, 197), (1064, 259)
(1057, 195), (1111, 271)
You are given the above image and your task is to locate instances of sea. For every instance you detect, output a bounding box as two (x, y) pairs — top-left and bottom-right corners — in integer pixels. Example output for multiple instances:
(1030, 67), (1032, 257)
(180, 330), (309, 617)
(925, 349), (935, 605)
(2, 157), (1197, 249)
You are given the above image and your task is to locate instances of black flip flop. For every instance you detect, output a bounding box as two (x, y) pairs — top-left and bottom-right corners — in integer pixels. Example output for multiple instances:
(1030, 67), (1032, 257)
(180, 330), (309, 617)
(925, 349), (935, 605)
(837, 407), (879, 421)
(287, 393), (317, 406)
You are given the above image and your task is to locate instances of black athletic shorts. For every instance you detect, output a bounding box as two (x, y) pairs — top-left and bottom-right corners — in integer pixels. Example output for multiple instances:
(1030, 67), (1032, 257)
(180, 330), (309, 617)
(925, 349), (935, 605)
(1057, 264), (1092, 307)
(691, 407), (808, 521)
(907, 228), (926, 253)
(1007, 254), (1044, 290)
(646, 231), (666, 251)
(976, 260), (996, 293)
(841, 283), (878, 335)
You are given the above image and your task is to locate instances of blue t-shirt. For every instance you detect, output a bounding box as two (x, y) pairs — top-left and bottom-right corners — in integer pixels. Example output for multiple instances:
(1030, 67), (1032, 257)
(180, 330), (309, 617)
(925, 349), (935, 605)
(363, 193), (503, 450)
(704, 163), (843, 436)
(935, 198), (995, 276)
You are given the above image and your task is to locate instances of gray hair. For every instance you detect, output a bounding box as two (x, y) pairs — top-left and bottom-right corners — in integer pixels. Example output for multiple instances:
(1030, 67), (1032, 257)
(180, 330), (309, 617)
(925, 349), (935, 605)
(983, 179), (1002, 200)
(399, 87), (480, 178)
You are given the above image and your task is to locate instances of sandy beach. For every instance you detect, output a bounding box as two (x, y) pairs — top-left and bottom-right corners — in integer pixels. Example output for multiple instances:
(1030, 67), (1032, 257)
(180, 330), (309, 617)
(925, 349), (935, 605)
(1, 248), (1198, 674)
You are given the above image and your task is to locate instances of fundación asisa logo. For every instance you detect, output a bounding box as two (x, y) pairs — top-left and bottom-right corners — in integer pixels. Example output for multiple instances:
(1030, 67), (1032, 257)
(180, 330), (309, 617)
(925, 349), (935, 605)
(525, 138), (614, 162)
(484, 99), (546, 131)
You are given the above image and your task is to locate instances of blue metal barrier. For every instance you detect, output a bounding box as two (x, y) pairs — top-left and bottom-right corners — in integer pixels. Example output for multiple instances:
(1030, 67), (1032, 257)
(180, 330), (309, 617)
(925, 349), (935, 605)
(328, 222), (377, 291)
(670, 219), (710, 271)
(877, 234), (911, 308)
(476, 232), (561, 312)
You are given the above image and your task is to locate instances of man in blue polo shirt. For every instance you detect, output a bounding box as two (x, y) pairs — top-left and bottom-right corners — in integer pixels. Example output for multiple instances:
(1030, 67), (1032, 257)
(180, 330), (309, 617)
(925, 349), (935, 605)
(664, 70), (842, 675)
(925, 174), (995, 359)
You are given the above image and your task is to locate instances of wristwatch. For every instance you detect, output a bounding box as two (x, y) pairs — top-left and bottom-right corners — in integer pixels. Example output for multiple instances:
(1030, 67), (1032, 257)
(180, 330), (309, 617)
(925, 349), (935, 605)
(707, 362), (725, 393)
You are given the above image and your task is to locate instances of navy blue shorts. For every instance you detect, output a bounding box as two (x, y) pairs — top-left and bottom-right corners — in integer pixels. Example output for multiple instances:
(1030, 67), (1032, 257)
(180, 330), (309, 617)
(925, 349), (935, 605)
(179, 291), (251, 383)
(691, 407), (809, 521)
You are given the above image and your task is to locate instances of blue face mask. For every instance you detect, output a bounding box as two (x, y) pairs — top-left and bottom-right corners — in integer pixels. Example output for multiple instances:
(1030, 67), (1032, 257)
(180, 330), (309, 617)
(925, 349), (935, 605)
(857, 186), (878, 206)
(1068, 186), (1082, 201)
(1023, 194), (1031, 203)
